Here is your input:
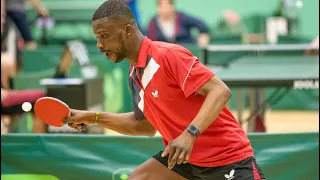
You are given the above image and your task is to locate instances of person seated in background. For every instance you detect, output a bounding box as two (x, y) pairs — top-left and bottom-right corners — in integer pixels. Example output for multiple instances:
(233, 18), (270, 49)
(215, 9), (264, 44)
(305, 36), (319, 55)
(1, 50), (16, 89)
(1, 50), (47, 134)
(1, 88), (47, 134)
(5, 0), (49, 50)
(1, 51), (48, 134)
(2, 0), (17, 89)
(1, 0), (5, 33)
(147, 0), (210, 47)
(311, 36), (319, 48)
(1, 9), (47, 134)
(218, 10), (248, 36)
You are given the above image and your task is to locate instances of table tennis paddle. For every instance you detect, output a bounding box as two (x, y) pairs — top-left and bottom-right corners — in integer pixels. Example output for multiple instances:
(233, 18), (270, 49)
(34, 97), (87, 131)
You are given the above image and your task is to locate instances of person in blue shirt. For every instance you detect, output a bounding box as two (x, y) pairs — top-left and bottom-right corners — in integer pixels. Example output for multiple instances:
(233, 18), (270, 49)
(147, 0), (210, 47)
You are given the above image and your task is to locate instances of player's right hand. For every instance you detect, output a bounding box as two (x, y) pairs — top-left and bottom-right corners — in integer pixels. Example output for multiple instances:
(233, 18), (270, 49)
(63, 109), (95, 132)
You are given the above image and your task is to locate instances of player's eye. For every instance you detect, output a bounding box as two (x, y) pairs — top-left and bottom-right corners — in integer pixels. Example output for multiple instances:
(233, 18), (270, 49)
(101, 35), (108, 39)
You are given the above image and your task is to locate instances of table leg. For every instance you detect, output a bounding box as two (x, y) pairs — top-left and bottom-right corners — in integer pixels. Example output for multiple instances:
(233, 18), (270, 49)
(236, 89), (243, 124)
(260, 88), (267, 125)
(248, 88), (256, 132)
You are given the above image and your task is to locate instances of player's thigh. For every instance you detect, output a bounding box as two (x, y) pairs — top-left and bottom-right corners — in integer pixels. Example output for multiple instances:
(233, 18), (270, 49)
(128, 158), (186, 180)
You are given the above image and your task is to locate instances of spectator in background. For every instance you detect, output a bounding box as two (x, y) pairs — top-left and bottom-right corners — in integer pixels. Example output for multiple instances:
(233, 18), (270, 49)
(1, 87), (47, 134)
(1, 52), (16, 89)
(1, 48), (48, 134)
(215, 10), (264, 44)
(220, 10), (248, 36)
(1, 45), (48, 134)
(1, 2), (48, 134)
(1, 0), (5, 33)
(311, 36), (319, 48)
(147, 0), (210, 47)
(305, 36), (319, 55)
(5, 0), (49, 50)
(2, 0), (16, 89)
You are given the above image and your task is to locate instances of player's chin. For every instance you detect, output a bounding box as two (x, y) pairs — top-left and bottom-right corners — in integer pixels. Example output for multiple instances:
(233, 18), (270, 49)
(106, 54), (124, 63)
(108, 58), (124, 63)
(114, 58), (125, 63)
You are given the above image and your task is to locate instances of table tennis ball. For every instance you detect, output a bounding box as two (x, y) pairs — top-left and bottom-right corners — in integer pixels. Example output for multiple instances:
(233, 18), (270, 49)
(22, 102), (32, 112)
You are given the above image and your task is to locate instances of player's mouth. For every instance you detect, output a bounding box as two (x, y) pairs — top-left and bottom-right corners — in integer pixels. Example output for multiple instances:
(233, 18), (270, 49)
(100, 50), (111, 59)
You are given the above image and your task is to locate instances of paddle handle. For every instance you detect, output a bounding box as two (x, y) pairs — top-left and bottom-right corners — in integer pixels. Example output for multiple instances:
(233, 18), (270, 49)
(67, 110), (87, 132)
(80, 124), (88, 132)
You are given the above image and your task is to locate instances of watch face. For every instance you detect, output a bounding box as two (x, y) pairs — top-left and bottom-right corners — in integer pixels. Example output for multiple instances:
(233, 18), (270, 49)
(190, 125), (197, 131)
(188, 125), (199, 136)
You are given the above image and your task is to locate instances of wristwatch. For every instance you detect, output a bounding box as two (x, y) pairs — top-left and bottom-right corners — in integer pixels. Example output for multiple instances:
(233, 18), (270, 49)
(186, 125), (200, 138)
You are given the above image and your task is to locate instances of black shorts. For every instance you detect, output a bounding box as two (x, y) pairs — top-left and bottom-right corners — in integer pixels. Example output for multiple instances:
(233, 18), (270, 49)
(153, 151), (265, 180)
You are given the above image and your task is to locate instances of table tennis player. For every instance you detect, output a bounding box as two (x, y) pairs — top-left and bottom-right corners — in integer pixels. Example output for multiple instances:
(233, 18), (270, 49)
(63, 1), (265, 179)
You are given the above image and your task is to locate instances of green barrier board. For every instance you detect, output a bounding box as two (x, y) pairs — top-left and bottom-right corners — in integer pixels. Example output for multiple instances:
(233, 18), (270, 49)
(1, 132), (318, 180)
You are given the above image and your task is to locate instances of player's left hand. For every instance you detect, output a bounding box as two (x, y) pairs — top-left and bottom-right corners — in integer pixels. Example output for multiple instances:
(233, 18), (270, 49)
(161, 130), (197, 169)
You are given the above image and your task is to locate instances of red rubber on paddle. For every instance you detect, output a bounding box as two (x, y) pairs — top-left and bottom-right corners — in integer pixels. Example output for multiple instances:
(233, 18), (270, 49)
(34, 97), (70, 127)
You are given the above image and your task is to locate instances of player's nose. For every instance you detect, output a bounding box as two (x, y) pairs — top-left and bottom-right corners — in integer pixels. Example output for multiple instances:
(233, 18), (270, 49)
(96, 40), (104, 50)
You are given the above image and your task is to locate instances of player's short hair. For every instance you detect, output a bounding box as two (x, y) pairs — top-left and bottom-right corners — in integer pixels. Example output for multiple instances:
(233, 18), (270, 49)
(92, 0), (135, 24)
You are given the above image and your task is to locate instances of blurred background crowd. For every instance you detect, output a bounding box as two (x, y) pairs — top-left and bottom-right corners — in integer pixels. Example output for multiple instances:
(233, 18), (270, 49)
(1, 0), (319, 134)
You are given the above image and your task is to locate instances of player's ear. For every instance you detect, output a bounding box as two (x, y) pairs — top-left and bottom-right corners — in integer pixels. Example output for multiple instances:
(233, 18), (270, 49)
(125, 24), (132, 36)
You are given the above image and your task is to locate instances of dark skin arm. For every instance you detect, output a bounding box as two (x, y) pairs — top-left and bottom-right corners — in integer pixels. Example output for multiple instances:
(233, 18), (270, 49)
(189, 76), (232, 134)
(63, 111), (157, 137)
(162, 76), (232, 169)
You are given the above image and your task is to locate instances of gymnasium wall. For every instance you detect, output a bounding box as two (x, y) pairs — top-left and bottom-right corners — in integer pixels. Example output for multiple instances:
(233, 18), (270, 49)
(27, 0), (319, 38)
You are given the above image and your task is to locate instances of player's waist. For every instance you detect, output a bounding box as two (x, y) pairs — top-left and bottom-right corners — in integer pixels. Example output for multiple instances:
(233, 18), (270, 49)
(189, 140), (254, 167)
(189, 151), (254, 167)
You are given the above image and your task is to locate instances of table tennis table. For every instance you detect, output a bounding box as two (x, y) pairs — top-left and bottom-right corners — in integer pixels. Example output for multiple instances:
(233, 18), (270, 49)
(203, 44), (319, 132)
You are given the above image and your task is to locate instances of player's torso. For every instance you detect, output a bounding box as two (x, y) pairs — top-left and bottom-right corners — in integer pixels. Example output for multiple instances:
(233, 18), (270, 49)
(128, 42), (253, 166)
(128, 45), (205, 137)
